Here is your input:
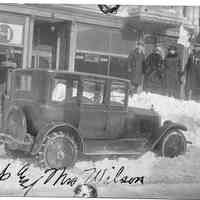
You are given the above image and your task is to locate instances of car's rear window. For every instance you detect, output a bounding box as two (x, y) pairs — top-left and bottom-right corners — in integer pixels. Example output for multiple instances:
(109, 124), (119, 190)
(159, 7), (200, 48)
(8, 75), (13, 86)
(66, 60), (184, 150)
(51, 78), (78, 103)
(16, 74), (32, 92)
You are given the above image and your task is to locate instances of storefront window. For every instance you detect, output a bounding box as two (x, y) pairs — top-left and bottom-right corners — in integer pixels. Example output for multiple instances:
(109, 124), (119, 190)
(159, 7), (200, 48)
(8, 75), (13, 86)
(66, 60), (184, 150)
(0, 13), (25, 68)
(77, 23), (135, 55)
(110, 30), (135, 55)
(75, 52), (109, 75)
(109, 56), (128, 79)
(76, 23), (136, 77)
(76, 23), (110, 53)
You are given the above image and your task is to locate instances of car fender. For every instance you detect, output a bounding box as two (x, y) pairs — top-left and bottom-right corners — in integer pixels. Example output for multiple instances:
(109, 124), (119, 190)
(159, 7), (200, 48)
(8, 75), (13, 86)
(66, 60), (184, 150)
(4, 104), (27, 140)
(151, 120), (187, 150)
(31, 121), (84, 155)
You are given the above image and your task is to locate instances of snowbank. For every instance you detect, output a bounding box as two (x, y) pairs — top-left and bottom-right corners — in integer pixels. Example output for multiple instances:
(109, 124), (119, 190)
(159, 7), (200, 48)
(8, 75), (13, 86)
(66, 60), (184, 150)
(129, 92), (200, 146)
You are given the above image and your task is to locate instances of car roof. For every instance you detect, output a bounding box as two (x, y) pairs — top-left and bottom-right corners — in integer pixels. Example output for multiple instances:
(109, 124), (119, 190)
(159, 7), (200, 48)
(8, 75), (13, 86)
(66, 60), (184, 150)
(14, 68), (130, 84)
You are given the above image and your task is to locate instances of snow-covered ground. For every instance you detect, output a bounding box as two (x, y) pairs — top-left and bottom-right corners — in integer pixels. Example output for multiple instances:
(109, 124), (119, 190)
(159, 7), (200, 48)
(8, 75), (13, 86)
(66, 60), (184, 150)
(1, 92), (200, 198)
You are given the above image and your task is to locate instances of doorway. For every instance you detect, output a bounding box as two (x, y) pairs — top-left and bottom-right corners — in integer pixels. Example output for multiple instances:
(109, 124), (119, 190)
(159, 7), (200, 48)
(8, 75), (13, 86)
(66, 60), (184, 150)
(32, 20), (71, 70)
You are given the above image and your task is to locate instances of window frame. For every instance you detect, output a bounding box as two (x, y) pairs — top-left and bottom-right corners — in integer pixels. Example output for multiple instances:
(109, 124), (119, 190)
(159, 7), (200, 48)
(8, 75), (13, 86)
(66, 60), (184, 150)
(109, 80), (128, 107)
(50, 77), (80, 104)
(81, 78), (106, 106)
(51, 78), (67, 103)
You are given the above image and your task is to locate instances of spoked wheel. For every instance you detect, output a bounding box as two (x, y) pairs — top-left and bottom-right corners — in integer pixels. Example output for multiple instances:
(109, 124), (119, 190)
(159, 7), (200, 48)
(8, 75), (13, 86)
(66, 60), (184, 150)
(37, 131), (78, 169)
(161, 130), (187, 158)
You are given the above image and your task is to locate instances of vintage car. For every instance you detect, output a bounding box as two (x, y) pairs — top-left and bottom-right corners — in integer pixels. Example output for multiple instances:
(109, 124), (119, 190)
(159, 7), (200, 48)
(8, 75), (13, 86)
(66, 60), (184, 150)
(0, 68), (188, 169)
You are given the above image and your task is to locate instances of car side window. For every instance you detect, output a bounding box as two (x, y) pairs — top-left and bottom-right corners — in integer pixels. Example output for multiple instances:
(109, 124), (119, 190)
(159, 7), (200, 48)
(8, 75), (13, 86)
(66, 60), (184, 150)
(110, 82), (126, 106)
(51, 79), (66, 102)
(82, 79), (105, 105)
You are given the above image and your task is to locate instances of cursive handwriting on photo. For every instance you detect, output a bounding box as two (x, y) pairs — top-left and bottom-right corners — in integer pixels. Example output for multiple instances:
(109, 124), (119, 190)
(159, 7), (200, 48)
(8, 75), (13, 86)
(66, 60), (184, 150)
(0, 162), (144, 196)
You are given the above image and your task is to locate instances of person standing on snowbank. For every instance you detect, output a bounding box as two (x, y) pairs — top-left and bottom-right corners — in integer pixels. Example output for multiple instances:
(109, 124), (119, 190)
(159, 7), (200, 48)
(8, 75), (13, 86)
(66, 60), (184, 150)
(144, 46), (165, 94)
(185, 46), (200, 101)
(127, 41), (146, 93)
(164, 45), (182, 98)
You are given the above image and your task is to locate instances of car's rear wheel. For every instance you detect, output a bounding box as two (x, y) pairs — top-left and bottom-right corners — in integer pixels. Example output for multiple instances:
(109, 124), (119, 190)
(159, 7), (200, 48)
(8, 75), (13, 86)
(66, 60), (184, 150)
(161, 130), (187, 158)
(37, 131), (78, 169)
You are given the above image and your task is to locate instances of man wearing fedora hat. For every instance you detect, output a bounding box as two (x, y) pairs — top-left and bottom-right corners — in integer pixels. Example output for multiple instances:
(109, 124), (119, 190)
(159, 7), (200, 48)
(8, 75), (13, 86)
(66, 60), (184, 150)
(127, 40), (145, 93)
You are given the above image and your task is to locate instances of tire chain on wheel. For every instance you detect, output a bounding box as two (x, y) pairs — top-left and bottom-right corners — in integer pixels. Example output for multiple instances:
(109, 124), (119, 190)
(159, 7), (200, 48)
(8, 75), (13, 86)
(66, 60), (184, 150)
(36, 131), (78, 169)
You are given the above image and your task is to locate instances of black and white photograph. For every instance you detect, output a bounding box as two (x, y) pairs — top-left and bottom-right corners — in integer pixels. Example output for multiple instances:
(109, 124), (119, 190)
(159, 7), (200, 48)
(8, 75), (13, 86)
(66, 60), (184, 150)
(0, 3), (199, 199)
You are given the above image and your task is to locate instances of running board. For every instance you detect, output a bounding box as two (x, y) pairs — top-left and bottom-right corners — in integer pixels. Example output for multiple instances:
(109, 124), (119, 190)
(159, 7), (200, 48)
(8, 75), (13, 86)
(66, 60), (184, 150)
(83, 138), (149, 155)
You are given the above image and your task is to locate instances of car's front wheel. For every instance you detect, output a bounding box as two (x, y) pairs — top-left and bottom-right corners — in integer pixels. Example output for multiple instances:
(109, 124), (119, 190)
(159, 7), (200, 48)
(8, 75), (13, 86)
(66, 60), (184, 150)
(37, 131), (78, 169)
(161, 130), (187, 158)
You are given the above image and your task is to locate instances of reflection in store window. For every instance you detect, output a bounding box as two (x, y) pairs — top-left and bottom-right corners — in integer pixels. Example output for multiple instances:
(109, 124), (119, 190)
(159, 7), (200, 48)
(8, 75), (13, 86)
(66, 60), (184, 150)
(77, 24), (110, 52)
(76, 23), (135, 55)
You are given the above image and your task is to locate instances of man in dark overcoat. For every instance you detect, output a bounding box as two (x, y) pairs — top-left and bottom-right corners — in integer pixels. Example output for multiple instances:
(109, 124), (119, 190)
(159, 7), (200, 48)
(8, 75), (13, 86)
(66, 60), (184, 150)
(144, 46), (165, 94)
(185, 47), (200, 100)
(127, 42), (145, 93)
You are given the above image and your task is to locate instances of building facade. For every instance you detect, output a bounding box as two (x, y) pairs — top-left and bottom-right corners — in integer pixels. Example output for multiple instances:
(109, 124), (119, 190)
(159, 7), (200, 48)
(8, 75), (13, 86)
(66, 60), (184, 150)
(0, 4), (199, 96)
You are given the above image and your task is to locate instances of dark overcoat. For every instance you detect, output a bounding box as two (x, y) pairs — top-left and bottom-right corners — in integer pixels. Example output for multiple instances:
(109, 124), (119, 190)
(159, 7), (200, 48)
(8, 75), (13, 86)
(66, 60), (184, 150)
(185, 51), (200, 95)
(127, 49), (145, 85)
(144, 52), (164, 92)
(164, 53), (181, 95)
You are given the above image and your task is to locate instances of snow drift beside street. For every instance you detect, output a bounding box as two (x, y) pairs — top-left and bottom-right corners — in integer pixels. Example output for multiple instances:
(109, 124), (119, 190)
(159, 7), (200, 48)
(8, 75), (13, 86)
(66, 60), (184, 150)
(129, 92), (200, 146)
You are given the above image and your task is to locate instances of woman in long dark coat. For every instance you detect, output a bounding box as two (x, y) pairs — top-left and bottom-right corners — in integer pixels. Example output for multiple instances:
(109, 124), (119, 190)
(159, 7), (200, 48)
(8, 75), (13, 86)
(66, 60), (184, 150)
(144, 46), (165, 94)
(127, 43), (145, 92)
(164, 46), (181, 98)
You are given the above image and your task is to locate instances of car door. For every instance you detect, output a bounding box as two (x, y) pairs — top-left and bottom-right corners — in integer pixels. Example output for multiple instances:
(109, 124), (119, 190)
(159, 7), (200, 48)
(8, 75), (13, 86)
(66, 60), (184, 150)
(107, 81), (128, 138)
(79, 78), (107, 139)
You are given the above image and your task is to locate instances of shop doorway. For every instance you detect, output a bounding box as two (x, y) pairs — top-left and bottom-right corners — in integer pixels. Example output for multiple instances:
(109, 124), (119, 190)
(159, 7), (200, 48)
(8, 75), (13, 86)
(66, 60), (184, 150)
(32, 20), (71, 70)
